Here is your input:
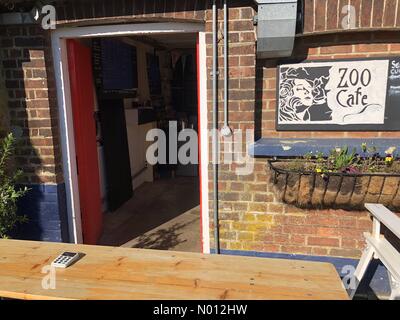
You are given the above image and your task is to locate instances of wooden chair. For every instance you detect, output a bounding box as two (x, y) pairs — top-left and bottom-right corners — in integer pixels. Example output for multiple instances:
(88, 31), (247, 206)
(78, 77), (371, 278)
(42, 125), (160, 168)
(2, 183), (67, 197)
(349, 203), (400, 300)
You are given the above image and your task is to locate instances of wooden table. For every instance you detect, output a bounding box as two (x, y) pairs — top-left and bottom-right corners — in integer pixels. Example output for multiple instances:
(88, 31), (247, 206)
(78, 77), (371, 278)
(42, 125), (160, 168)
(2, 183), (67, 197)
(0, 239), (348, 300)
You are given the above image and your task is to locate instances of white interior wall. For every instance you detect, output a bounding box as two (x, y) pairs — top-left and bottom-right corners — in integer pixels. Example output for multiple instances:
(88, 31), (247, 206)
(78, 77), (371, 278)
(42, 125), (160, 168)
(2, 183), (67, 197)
(121, 38), (158, 190)
(124, 107), (156, 191)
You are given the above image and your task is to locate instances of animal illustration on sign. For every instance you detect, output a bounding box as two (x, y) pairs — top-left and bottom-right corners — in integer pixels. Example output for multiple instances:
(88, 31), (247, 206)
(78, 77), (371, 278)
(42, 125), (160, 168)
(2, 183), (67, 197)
(278, 60), (389, 125)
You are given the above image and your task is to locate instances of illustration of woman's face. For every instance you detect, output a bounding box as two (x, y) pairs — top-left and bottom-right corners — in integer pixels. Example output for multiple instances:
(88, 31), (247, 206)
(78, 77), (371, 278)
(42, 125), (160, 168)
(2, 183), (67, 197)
(293, 79), (314, 107)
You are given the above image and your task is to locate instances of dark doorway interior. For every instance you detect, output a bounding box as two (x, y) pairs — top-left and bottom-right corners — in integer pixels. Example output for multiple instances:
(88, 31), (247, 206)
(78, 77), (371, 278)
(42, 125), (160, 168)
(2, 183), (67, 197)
(97, 98), (132, 211)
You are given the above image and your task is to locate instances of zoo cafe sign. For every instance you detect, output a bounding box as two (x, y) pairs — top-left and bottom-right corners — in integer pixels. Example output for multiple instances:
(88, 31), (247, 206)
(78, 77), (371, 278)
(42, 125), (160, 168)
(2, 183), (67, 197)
(277, 57), (400, 131)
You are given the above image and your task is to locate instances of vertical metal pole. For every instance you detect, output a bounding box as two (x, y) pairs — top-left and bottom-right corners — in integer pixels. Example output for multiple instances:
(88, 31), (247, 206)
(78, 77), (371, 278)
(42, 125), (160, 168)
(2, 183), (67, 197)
(221, 0), (232, 137)
(223, 0), (228, 128)
(212, 0), (220, 254)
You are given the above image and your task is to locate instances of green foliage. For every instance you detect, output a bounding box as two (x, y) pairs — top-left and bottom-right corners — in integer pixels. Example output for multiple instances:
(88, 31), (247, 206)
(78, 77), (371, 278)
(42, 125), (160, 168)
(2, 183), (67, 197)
(297, 143), (399, 174)
(329, 146), (357, 171)
(0, 133), (28, 238)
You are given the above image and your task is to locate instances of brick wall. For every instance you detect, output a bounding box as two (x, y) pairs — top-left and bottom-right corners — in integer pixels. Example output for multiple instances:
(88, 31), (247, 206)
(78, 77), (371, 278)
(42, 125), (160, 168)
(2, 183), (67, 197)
(0, 24), (62, 184)
(204, 4), (400, 259)
(53, 0), (208, 25)
(1, 0), (400, 255)
(216, 158), (373, 258)
(303, 0), (400, 33)
(0, 24), (67, 242)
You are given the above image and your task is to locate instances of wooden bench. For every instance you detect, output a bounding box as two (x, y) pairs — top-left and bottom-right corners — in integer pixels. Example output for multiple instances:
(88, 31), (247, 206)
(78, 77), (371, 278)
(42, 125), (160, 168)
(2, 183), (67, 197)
(0, 239), (348, 300)
(349, 203), (400, 300)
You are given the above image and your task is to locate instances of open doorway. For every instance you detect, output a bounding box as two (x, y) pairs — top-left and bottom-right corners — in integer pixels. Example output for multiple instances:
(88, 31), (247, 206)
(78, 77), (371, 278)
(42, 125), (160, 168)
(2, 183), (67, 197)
(95, 34), (201, 250)
(56, 24), (208, 253)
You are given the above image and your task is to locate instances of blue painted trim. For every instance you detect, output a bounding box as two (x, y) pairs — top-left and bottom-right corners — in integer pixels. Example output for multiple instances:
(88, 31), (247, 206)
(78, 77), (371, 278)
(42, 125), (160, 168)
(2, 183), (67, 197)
(14, 183), (69, 243)
(249, 138), (400, 158)
(211, 249), (390, 296)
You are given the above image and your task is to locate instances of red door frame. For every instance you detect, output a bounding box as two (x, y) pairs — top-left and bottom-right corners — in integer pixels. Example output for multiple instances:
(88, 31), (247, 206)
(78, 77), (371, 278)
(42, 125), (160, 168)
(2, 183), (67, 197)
(67, 39), (103, 245)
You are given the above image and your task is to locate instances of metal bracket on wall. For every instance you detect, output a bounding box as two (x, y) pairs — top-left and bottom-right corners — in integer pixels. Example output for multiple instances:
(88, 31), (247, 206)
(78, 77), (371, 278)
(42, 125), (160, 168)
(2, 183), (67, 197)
(254, 0), (298, 59)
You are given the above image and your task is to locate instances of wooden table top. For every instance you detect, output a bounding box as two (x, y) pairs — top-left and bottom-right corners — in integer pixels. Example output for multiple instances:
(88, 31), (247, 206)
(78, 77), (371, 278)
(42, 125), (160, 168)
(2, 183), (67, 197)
(0, 239), (349, 300)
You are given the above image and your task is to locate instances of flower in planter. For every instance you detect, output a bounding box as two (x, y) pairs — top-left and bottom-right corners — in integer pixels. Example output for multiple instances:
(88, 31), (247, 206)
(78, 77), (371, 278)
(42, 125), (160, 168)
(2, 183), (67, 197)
(361, 142), (367, 153)
(385, 155), (394, 166)
(345, 166), (360, 174)
(385, 146), (397, 155)
(384, 146), (396, 167)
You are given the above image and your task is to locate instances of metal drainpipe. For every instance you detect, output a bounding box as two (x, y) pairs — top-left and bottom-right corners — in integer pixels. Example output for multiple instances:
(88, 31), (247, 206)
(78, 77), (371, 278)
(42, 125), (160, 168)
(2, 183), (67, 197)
(221, 0), (232, 138)
(212, 0), (220, 254)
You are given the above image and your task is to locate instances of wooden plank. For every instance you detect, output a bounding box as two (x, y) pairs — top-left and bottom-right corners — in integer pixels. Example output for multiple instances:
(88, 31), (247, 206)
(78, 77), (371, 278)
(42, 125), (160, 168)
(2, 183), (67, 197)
(365, 203), (400, 239)
(0, 240), (349, 300)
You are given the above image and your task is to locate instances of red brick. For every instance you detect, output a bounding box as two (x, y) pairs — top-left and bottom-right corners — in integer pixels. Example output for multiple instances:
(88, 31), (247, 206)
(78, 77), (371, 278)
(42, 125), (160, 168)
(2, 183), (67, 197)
(303, 0), (315, 33)
(356, 219), (373, 230)
(383, 0), (398, 26)
(240, 8), (254, 20)
(281, 245), (312, 255)
(24, 79), (47, 89)
(320, 45), (352, 54)
(397, 0), (400, 26)
(391, 43), (400, 52)
(315, 0), (327, 31)
(273, 234), (290, 244)
(372, 0), (385, 27)
(349, 0), (362, 28)
(360, 0), (373, 27)
(306, 216), (340, 227)
(229, 20), (254, 32)
(307, 237), (340, 247)
(326, 0), (339, 30)
(289, 234), (306, 245)
(342, 239), (357, 249)
(312, 247), (329, 255)
(283, 225), (315, 235)
(330, 248), (362, 258)
(316, 227), (339, 237)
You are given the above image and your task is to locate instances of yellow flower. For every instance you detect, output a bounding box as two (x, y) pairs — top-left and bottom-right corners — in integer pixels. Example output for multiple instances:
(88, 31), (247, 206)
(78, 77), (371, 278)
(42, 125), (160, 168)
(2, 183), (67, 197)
(316, 168), (322, 173)
(385, 156), (393, 164)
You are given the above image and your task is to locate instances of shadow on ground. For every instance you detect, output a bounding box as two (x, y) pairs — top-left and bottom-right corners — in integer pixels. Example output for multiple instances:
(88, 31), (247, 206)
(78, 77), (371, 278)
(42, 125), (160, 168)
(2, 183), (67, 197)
(131, 221), (192, 250)
(99, 177), (201, 252)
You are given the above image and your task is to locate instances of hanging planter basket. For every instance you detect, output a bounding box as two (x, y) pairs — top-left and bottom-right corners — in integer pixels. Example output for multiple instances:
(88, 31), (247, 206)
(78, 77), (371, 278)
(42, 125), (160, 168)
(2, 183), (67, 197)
(268, 159), (400, 211)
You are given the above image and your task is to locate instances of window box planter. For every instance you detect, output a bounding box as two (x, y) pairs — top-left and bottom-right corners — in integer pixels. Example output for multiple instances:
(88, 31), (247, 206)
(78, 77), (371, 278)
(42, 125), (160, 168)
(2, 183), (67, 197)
(268, 159), (400, 211)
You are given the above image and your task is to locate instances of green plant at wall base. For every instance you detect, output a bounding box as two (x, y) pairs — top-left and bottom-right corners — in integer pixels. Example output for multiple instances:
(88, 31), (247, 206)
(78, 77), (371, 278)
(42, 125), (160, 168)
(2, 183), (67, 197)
(0, 133), (28, 238)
